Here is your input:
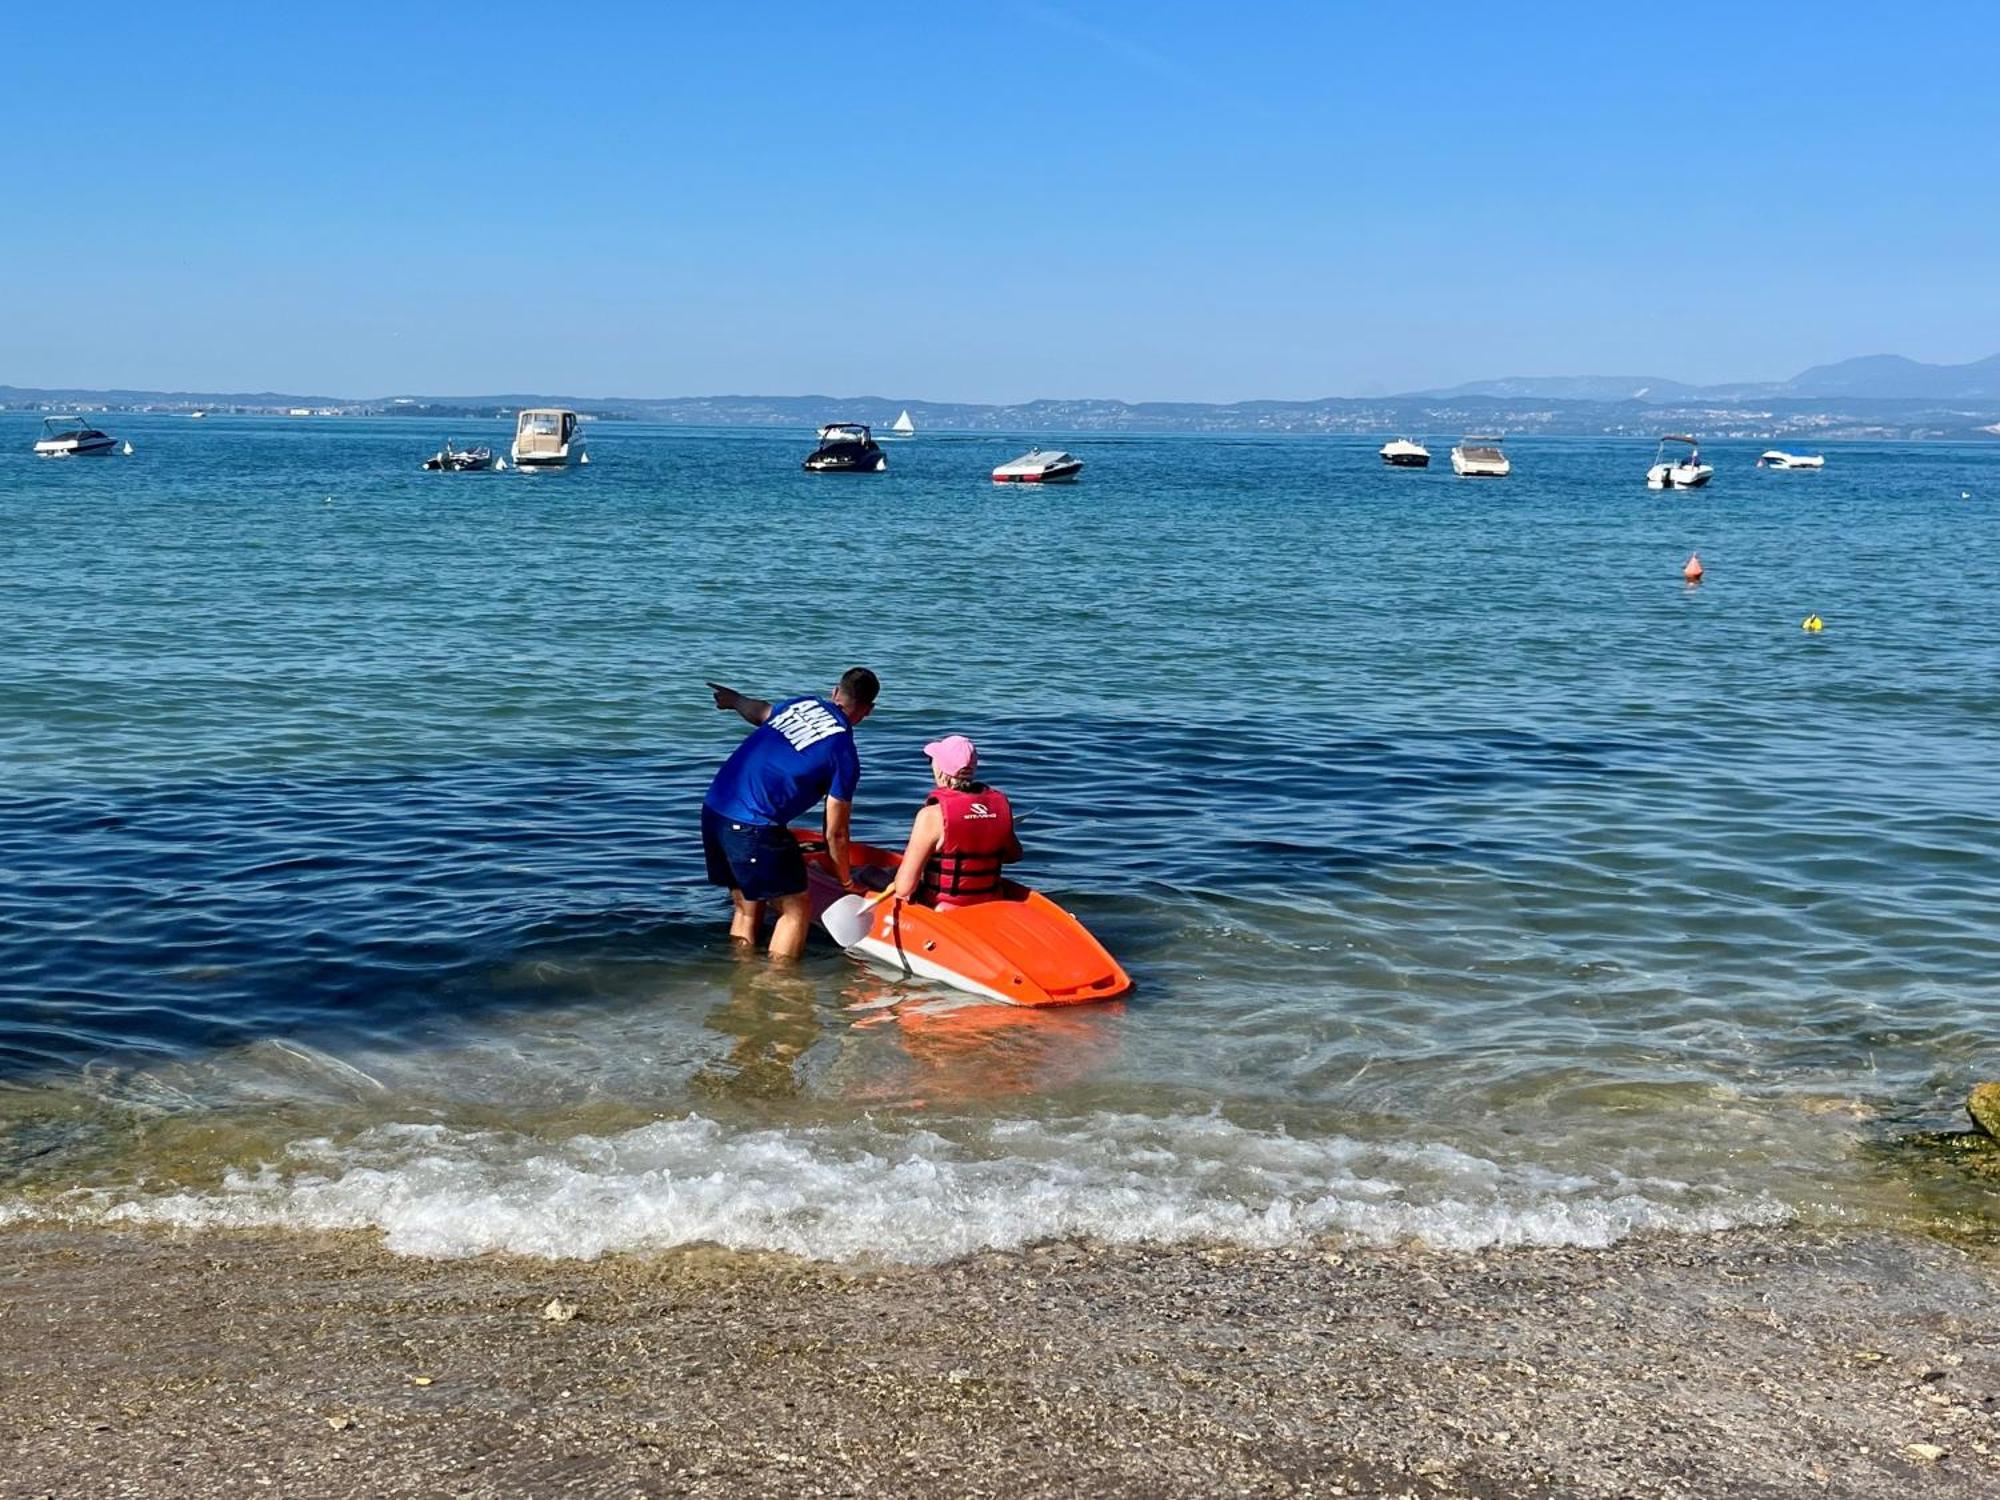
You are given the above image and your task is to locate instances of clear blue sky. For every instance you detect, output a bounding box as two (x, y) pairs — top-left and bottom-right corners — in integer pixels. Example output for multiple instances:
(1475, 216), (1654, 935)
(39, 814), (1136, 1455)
(6, 1), (1995, 402)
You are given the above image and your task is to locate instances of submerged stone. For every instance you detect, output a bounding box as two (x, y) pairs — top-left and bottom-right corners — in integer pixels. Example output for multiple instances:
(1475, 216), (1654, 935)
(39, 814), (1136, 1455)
(1970, 1082), (2000, 1141)
(0, 1117), (103, 1180)
(1897, 1127), (2000, 1188)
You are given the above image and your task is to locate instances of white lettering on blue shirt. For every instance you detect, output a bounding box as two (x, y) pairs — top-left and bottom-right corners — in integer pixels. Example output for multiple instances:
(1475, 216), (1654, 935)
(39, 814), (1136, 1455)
(769, 699), (845, 753)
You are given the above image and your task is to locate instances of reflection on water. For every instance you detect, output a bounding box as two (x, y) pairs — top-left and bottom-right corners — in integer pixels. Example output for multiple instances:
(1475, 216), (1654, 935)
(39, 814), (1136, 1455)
(692, 962), (825, 1101)
(679, 955), (1130, 1109)
(835, 973), (1127, 1109)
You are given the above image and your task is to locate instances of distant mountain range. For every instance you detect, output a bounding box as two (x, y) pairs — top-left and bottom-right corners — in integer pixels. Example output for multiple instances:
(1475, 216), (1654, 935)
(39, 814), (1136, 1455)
(6, 352), (2000, 440)
(1421, 352), (2000, 403)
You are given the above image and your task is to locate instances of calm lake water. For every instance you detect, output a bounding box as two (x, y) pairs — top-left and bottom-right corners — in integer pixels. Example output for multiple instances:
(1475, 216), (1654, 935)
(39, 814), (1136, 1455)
(2, 412), (1995, 1261)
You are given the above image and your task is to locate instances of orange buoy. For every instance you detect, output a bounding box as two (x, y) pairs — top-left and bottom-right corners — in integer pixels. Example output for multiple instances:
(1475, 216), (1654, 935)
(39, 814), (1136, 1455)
(1683, 553), (1704, 583)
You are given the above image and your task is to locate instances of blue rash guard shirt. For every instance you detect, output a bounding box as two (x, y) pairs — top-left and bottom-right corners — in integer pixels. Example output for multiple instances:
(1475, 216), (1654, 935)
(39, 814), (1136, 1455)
(703, 696), (861, 828)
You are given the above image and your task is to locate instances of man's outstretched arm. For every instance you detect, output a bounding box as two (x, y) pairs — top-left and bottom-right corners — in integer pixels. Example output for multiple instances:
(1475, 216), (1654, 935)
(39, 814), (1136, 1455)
(708, 682), (772, 725)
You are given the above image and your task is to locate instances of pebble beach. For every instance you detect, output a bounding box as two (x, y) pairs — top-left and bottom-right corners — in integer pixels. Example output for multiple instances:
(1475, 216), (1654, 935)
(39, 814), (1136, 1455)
(6, 1222), (1999, 1498)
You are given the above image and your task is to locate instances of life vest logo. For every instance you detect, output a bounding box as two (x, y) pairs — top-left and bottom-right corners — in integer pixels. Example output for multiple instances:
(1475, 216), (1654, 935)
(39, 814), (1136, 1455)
(967, 802), (995, 818)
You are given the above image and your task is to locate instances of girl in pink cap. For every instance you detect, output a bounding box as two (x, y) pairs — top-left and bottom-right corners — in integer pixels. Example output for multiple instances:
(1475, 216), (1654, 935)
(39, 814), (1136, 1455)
(888, 735), (1024, 909)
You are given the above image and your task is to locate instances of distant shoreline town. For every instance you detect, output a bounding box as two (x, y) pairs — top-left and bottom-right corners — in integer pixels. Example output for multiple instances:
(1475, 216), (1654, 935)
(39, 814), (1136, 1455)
(6, 352), (1999, 441)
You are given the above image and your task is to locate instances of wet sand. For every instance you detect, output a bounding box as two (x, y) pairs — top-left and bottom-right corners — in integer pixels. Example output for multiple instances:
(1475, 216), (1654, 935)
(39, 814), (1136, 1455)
(3, 1224), (1997, 1498)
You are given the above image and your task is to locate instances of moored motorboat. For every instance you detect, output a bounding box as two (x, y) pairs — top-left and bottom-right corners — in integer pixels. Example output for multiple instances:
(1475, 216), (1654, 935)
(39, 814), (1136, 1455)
(799, 831), (1131, 1006)
(804, 422), (887, 472)
(32, 416), (119, 457)
(991, 448), (1083, 483)
(1647, 434), (1713, 489)
(510, 408), (586, 467)
(1379, 437), (1430, 468)
(1450, 436), (1510, 477)
(422, 440), (496, 471)
(1759, 449), (1824, 469)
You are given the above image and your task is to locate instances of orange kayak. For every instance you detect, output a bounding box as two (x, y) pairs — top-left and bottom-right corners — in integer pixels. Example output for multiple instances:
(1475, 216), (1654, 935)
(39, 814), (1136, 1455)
(793, 829), (1132, 1007)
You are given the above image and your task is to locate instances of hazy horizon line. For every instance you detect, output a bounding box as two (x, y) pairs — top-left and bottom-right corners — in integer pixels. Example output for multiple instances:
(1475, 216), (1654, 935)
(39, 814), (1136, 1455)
(7, 348), (2000, 411)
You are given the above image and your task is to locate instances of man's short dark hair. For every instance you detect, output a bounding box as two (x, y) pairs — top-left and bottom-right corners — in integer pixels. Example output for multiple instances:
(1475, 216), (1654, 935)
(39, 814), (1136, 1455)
(838, 667), (880, 707)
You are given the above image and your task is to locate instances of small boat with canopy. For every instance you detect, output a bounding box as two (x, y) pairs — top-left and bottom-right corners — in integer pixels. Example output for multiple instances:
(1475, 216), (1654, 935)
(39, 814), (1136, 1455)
(1647, 434), (1713, 489)
(32, 416), (120, 457)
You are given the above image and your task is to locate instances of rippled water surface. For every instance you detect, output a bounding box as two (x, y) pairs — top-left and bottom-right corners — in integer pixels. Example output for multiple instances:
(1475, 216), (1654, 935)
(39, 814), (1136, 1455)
(2, 413), (1996, 1259)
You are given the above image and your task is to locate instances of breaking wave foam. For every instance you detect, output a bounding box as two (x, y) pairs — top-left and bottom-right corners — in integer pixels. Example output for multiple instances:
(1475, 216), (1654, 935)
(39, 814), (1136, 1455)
(31, 1111), (1788, 1263)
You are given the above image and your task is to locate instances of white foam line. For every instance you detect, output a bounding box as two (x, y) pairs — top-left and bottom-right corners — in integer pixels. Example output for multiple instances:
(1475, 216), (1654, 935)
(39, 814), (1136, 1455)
(19, 1111), (1790, 1264)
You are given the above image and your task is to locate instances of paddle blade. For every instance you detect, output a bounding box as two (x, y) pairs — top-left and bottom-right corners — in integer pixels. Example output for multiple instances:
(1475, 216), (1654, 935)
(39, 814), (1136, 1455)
(821, 894), (878, 949)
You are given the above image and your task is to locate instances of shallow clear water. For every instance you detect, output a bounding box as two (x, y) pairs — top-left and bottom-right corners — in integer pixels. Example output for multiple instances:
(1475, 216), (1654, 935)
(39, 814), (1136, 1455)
(2, 413), (1996, 1260)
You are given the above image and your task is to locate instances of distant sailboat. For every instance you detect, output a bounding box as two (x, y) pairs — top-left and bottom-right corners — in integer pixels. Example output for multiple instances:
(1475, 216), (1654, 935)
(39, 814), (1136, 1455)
(890, 409), (916, 438)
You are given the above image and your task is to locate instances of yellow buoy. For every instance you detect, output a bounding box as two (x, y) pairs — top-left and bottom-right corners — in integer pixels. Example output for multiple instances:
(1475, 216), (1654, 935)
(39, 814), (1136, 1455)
(1802, 614), (1824, 632)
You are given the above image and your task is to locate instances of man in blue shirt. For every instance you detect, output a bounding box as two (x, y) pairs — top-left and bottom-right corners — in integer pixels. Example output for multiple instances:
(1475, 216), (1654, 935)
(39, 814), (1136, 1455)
(703, 666), (880, 960)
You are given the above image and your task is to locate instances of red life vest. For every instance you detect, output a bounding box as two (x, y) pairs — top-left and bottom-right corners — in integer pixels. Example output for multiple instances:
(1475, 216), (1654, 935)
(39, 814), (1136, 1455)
(918, 785), (1014, 906)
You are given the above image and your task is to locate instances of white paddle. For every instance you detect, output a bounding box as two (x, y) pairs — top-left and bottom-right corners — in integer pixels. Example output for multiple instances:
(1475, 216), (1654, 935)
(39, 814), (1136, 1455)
(823, 887), (897, 949)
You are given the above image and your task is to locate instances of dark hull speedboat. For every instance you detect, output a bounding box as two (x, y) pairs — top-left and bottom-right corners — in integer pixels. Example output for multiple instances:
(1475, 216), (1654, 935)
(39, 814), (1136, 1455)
(423, 442), (495, 471)
(804, 422), (886, 473)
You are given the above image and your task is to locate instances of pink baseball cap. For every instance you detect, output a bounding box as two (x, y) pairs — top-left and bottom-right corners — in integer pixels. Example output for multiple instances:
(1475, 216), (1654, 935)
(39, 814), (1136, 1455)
(923, 734), (978, 777)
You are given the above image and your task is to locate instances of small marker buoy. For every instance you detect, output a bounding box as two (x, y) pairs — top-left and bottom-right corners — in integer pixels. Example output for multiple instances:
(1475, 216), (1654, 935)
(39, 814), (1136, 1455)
(1683, 553), (1703, 583)
(122, 441), (134, 455)
(1802, 614), (1823, 633)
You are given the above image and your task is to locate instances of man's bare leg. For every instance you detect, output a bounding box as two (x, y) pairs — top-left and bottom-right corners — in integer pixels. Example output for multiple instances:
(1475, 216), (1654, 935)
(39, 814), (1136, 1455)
(767, 891), (812, 962)
(729, 889), (763, 947)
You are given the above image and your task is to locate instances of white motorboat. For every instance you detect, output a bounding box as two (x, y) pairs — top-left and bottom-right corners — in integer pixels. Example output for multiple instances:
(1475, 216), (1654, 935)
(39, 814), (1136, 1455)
(991, 448), (1084, 483)
(890, 409), (916, 438)
(1759, 449), (1824, 469)
(32, 416), (119, 457)
(1450, 436), (1510, 477)
(510, 408), (586, 467)
(1647, 434), (1713, 489)
(1380, 437), (1430, 468)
